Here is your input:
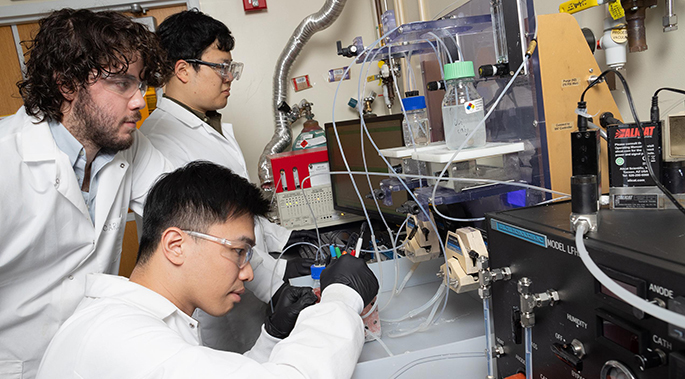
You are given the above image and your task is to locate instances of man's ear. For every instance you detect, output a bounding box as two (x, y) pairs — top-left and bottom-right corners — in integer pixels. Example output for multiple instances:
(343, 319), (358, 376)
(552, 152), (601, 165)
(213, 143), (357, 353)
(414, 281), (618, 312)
(174, 60), (192, 84)
(160, 227), (186, 266)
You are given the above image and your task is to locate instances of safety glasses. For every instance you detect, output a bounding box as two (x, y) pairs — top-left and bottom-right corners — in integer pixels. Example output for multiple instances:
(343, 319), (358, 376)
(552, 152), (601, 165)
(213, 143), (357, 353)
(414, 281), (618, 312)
(101, 75), (148, 98)
(183, 230), (253, 268)
(185, 59), (243, 81)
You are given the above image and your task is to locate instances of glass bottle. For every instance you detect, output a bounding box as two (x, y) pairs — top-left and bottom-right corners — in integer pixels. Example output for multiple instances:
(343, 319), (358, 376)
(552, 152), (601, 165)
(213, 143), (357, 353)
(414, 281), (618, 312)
(441, 61), (486, 150)
(401, 91), (431, 147)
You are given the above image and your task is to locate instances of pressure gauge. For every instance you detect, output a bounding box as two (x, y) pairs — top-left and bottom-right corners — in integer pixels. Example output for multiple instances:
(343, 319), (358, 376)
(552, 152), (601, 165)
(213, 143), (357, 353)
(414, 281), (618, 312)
(600, 360), (636, 379)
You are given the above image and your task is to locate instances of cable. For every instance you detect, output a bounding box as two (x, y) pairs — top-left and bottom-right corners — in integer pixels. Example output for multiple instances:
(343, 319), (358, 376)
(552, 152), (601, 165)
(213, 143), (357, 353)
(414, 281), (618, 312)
(582, 70), (685, 215)
(651, 87), (685, 122)
(575, 222), (685, 329)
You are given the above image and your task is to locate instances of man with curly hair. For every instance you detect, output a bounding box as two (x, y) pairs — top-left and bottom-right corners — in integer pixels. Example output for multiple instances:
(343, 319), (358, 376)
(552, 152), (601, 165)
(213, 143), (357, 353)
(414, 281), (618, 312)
(0, 9), (172, 378)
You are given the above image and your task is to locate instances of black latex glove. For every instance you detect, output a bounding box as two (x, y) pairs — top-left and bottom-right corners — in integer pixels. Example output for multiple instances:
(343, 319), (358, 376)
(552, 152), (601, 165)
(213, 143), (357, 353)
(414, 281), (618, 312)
(283, 257), (315, 280)
(320, 254), (379, 308)
(264, 284), (318, 339)
(284, 230), (320, 259)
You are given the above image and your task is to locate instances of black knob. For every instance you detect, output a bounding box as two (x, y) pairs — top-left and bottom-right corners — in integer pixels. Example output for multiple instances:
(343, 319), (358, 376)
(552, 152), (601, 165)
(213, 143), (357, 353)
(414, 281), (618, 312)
(426, 80), (445, 91)
(635, 349), (667, 371)
(405, 90), (419, 97)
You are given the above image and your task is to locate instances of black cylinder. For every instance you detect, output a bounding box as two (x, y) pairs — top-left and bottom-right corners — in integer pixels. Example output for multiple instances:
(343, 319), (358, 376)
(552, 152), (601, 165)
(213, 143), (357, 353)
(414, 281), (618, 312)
(662, 161), (685, 194)
(571, 175), (598, 214)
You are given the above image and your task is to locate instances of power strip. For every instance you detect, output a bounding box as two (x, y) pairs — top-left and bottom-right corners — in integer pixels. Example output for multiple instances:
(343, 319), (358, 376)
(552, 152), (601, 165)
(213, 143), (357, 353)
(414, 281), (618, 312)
(276, 185), (363, 229)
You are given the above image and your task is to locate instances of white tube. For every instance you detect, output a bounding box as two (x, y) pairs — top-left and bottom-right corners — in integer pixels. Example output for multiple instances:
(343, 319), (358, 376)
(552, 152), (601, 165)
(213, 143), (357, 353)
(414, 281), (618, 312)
(483, 297), (496, 378)
(396, 261), (420, 295)
(524, 327), (533, 379)
(575, 223), (685, 329)
(366, 329), (394, 357)
(390, 351), (487, 379)
(387, 284), (444, 338)
(382, 282), (445, 323)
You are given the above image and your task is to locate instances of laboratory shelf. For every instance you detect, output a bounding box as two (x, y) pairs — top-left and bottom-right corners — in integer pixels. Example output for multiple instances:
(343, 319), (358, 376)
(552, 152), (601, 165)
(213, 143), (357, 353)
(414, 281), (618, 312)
(411, 141), (525, 164)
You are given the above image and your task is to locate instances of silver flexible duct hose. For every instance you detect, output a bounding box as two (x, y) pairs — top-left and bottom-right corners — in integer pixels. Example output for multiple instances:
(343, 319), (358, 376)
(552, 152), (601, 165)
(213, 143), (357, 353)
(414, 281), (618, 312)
(257, 0), (348, 186)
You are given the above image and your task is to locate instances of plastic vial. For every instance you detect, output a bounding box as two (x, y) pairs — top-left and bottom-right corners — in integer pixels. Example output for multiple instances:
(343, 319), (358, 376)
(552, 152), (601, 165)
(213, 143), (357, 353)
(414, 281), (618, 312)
(401, 91), (431, 147)
(441, 61), (486, 150)
(310, 264), (325, 290)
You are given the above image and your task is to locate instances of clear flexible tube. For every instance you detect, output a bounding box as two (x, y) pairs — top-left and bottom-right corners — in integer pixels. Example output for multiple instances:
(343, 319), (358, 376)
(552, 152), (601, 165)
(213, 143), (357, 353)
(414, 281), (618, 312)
(431, 58), (528, 223)
(269, 241), (322, 313)
(366, 329), (394, 357)
(483, 297), (496, 378)
(382, 282), (446, 323)
(390, 351), (487, 379)
(524, 327), (533, 379)
(396, 261), (420, 295)
(387, 284), (446, 338)
(575, 222), (685, 329)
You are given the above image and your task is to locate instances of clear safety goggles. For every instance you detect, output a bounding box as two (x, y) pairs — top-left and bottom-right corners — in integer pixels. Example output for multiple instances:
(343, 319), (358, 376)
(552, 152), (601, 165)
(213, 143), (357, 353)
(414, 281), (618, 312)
(185, 59), (244, 81)
(101, 75), (148, 98)
(183, 230), (253, 268)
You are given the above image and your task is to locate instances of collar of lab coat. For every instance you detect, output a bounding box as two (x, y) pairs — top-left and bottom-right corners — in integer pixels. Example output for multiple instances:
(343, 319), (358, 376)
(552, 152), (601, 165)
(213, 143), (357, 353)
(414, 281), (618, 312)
(17, 107), (129, 231)
(85, 273), (192, 323)
(157, 97), (236, 139)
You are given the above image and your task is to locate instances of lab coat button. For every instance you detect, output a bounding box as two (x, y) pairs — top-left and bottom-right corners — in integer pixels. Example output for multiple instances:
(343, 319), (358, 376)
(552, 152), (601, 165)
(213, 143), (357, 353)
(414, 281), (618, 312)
(189, 323), (195, 329)
(68, 275), (74, 280)
(120, 163), (125, 168)
(54, 178), (60, 187)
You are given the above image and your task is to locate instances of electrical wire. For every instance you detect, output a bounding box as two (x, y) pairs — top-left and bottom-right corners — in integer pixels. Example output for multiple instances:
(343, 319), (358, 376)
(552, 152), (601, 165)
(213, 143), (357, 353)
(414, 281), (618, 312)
(582, 70), (685, 215)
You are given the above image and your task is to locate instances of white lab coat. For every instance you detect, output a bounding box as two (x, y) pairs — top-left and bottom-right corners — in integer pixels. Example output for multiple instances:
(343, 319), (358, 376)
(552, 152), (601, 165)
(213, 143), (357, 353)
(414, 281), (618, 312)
(35, 273), (364, 379)
(140, 98), (292, 351)
(0, 107), (171, 379)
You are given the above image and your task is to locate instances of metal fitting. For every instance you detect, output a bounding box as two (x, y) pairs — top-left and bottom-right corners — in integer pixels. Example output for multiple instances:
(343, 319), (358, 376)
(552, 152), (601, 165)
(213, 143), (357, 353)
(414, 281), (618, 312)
(571, 214), (598, 234)
(477, 256), (511, 299)
(494, 344), (505, 358)
(663, 14), (678, 32)
(518, 277), (559, 328)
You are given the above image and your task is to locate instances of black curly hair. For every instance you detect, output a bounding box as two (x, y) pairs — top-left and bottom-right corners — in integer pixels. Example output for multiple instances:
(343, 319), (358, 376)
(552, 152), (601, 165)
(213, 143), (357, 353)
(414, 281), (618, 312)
(17, 8), (172, 123)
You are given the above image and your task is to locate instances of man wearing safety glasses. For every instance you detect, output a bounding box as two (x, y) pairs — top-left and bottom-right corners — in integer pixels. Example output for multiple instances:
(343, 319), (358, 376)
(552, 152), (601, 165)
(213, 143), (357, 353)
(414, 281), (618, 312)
(141, 9), (313, 353)
(0, 9), (173, 379)
(37, 161), (378, 378)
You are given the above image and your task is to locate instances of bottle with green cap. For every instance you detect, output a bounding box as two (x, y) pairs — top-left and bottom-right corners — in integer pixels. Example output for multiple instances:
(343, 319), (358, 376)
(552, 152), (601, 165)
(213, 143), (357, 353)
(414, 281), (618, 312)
(441, 61), (486, 150)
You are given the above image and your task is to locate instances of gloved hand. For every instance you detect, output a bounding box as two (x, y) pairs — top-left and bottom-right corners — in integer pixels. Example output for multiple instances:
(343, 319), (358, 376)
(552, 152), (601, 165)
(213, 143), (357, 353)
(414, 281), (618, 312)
(320, 254), (379, 308)
(264, 284), (318, 339)
(283, 257), (315, 280)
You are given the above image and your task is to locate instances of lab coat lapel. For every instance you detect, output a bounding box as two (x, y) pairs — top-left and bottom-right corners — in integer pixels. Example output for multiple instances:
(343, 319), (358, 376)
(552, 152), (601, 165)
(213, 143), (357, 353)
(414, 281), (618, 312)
(93, 156), (127, 240)
(21, 121), (91, 222)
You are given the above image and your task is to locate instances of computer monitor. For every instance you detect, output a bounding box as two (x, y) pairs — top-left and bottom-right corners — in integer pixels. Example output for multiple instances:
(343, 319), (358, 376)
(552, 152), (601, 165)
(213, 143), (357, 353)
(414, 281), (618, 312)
(325, 114), (408, 225)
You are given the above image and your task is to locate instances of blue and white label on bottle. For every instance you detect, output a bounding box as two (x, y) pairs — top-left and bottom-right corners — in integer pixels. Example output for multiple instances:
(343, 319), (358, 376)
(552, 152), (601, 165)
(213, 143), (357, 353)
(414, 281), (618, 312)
(463, 98), (484, 115)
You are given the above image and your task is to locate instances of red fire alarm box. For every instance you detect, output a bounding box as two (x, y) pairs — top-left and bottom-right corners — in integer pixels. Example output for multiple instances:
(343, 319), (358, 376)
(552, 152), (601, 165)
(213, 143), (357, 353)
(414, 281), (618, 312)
(243, 0), (267, 11)
(268, 147), (329, 193)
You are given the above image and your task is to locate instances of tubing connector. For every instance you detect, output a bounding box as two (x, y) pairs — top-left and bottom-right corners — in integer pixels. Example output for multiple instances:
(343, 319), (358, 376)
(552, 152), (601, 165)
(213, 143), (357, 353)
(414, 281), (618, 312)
(477, 256), (512, 299)
(518, 277), (559, 328)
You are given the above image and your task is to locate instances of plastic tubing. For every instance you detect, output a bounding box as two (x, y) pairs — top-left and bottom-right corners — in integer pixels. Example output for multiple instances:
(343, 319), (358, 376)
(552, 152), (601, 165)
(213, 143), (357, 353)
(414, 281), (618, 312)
(524, 327), (533, 379)
(431, 57), (528, 223)
(269, 241), (322, 312)
(304, 172), (570, 199)
(390, 351), (487, 379)
(387, 284), (445, 338)
(332, 30), (450, 327)
(575, 222), (685, 329)
(382, 282), (446, 323)
(396, 261), (420, 295)
(483, 297), (496, 378)
(366, 329), (394, 357)
(379, 215), (411, 312)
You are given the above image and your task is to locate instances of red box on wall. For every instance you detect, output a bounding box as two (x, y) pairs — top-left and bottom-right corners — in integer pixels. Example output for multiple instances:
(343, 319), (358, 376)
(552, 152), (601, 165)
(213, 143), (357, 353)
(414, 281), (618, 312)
(243, 0), (267, 11)
(268, 147), (328, 193)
